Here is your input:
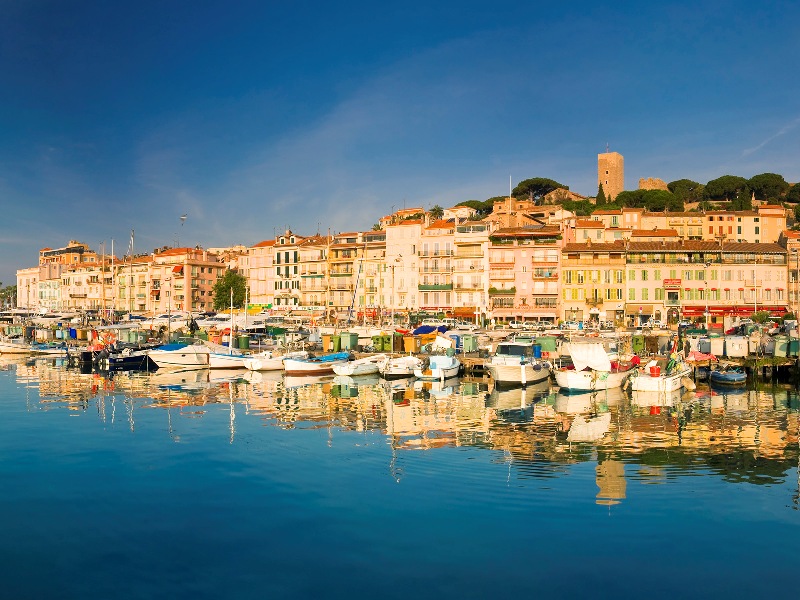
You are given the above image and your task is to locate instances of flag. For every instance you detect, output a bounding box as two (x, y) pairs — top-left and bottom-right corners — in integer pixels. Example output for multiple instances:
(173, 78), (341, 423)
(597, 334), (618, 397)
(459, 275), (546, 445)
(127, 229), (135, 258)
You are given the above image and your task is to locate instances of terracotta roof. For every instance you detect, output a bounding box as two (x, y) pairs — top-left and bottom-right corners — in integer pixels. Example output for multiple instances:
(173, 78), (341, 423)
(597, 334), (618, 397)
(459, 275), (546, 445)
(760, 204), (785, 209)
(630, 228), (679, 237)
(252, 240), (275, 248)
(627, 241), (785, 253)
(563, 241), (626, 252)
(575, 219), (604, 228)
(591, 209), (622, 215)
(782, 229), (800, 239)
(493, 225), (560, 237)
(426, 219), (455, 230)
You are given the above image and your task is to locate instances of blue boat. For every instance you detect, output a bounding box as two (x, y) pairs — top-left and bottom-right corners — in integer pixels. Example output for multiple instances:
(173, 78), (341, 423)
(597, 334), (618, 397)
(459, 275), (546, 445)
(709, 365), (746, 386)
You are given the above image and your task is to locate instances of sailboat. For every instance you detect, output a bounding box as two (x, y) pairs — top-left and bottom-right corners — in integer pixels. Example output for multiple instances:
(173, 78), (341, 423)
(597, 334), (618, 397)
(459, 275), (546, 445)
(206, 290), (246, 369)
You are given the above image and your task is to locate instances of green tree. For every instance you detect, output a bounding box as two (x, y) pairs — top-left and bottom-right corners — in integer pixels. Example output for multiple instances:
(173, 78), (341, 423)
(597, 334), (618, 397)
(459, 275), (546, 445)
(595, 184), (607, 207)
(512, 178), (567, 202)
(731, 186), (753, 211)
(705, 175), (748, 201)
(786, 183), (800, 203)
(748, 173), (789, 201)
(212, 270), (247, 311)
(456, 199), (494, 217)
(668, 179), (705, 203)
(561, 199), (596, 216)
(0, 285), (16, 307)
(752, 310), (771, 324)
(429, 204), (444, 220)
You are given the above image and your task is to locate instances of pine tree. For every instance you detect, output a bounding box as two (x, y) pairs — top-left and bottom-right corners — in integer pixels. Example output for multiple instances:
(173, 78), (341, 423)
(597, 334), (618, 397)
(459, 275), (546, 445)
(596, 184), (607, 206)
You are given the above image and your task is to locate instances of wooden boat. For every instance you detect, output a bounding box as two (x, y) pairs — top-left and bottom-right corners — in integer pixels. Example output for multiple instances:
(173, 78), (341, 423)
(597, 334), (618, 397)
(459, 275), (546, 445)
(332, 354), (387, 377)
(242, 350), (309, 371)
(0, 338), (68, 355)
(709, 365), (747, 386)
(486, 339), (551, 387)
(414, 354), (461, 381)
(379, 355), (423, 379)
(629, 360), (693, 393)
(283, 351), (350, 376)
(554, 341), (632, 393)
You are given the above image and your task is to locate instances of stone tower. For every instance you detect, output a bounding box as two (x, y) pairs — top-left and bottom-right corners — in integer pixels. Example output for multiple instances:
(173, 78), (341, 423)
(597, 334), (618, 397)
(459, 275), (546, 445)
(598, 151), (624, 201)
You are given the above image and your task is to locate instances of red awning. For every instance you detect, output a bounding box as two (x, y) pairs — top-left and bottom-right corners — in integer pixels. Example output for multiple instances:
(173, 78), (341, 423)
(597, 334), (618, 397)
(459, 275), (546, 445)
(738, 288), (744, 291)
(724, 288), (730, 291)
(172, 265), (183, 273)
(710, 287), (717, 291)
(150, 289), (160, 296)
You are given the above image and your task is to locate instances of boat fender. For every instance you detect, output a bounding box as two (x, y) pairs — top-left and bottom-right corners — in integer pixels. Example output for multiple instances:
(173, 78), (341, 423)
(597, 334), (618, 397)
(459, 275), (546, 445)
(681, 376), (696, 391)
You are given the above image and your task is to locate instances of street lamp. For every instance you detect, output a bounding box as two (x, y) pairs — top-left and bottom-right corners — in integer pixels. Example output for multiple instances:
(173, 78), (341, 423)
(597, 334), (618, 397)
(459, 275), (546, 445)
(165, 276), (172, 341)
(390, 255), (402, 326)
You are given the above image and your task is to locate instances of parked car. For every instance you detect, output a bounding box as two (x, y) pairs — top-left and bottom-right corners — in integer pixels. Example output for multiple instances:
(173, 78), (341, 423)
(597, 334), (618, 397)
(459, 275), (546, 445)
(508, 320), (526, 329)
(560, 321), (581, 331)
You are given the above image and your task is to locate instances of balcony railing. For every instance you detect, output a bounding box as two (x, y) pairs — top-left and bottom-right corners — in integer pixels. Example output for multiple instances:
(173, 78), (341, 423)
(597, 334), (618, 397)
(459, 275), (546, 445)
(488, 287), (516, 295)
(418, 284), (454, 291)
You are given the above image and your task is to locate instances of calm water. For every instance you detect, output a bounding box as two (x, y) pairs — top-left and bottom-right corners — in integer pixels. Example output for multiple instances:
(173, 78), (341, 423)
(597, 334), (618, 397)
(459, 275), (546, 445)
(1, 356), (799, 599)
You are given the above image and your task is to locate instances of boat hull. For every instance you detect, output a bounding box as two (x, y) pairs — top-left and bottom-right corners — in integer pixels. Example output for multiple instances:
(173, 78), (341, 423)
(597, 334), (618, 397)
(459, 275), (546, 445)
(709, 371), (747, 386)
(379, 356), (423, 379)
(487, 362), (551, 387)
(283, 352), (350, 376)
(629, 366), (693, 392)
(148, 344), (210, 369)
(554, 368), (630, 393)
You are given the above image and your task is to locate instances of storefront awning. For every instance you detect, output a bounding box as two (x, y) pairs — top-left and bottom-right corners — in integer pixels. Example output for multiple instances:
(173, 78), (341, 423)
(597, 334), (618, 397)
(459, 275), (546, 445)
(625, 305), (653, 315)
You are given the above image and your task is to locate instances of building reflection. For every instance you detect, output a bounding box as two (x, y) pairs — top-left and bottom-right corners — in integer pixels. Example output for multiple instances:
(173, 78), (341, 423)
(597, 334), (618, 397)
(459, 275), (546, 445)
(2, 357), (798, 504)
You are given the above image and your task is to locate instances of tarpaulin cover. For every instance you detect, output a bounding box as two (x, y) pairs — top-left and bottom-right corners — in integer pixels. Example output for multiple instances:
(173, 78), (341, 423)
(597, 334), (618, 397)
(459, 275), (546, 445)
(412, 325), (448, 335)
(686, 350), (717, 362)
(569, 342), (612, 372)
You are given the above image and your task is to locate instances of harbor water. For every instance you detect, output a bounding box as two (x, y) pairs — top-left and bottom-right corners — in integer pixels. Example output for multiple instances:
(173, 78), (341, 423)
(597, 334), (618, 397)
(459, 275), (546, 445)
(1, 356), (798, 599)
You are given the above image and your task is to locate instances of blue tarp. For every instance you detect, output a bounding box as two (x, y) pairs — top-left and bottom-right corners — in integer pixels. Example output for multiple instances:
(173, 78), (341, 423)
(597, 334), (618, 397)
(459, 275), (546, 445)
(412, 325), (448, 335)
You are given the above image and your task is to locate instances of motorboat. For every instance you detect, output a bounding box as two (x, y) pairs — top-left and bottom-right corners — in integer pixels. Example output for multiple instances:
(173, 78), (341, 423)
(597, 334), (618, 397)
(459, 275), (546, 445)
(283, 351), (351, 376)
(243, 350), (310, 371)
(147, 341), (210, 369)
(709, 365), (747, 386)
(486, 339), (551, 387)
(553, 341), (632, 393)
(332, 354), (388, 377)
(379, 355), (423, 379)
(628, 359), (693, 393)
(0, 337), (68, 355)
(414, 353), (461, 381)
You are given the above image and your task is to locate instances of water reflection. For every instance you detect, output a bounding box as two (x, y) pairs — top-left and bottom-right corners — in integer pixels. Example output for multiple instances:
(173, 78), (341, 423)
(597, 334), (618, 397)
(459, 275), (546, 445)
(2, 356), (799, 507)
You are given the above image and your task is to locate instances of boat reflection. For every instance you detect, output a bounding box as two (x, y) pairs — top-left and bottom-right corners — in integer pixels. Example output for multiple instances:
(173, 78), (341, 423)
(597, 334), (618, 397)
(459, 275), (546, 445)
(1, 359), (797, 505)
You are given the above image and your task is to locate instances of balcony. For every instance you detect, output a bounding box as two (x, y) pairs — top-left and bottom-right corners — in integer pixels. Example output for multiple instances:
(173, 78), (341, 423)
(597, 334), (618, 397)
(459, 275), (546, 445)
(418, 250), (455, 257)
(418, 284), (454, 291)
(491, 272), (515, 281)
(454, 284), (483, 291)
(488, 287), (516, 296)
(586, 297), (603, 306)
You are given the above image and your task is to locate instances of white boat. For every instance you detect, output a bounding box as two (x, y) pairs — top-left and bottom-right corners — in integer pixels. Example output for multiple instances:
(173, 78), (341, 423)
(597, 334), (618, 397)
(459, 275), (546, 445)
(379, 355), (423, 379)
(148, 341), (210, 369)
(554, 341), (632, 393)
(283, 351), (350, 376)
(242, 350), (310, 371)
(486, 339), (551, 387)
(414, 354), (461, 381)
(566, 412), (612, 442)
(0, 338), (68, 355)
(628, 361), (693, 393)
(332, 354), (388, 377)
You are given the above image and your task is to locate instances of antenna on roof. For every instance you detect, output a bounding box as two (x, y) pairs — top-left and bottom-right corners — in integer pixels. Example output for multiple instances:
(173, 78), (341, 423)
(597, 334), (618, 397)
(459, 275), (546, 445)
(509, 175), (512, 198)
(606, 142), (610, 153)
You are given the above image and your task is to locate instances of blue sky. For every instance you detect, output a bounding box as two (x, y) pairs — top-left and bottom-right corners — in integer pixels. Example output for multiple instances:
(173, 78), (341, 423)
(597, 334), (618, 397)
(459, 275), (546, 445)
(2, 0), (799, 285)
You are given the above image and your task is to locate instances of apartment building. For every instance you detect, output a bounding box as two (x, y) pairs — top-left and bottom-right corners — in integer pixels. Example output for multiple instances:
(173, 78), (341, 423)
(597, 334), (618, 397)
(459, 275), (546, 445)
(561, 241), (626, 324)
(452, 221), (490, 323)
(489, 225), (562, 323)
(625, 241), (788, 328)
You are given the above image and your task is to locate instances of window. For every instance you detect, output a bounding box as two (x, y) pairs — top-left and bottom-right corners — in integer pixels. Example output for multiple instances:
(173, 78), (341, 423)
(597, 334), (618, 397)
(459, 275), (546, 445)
(641, 270), (648, 281)
(629, 270), (636, 281)
(755, 226), (760, 235)
(655, 288), (664, 300)
(629, 288), (635, 301)
(642, 288), (648, 300)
